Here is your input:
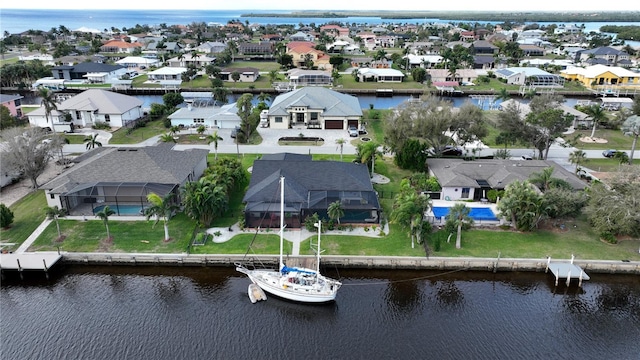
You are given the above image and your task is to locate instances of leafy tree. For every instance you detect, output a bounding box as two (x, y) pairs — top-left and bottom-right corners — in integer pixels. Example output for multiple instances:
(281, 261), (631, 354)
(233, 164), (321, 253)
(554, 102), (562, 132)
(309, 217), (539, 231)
(0, 127), (62, 188)
(44, 205), (66, 238)
(446, 203), (474, 249)
(542, 188), (588, 219)
(451, 101), (487, 147)
(83, 133), (102, 150)
(144, 192), (179, 242)
(0, 105), (16, 130)
(162, 92), (184, 109)
(394, 138), (428, 171)
(621, 115), (640, 164)
(160, 133), (176, 143)
(584, 166), (640, 239)
(411, 67), (427, 83)
(231, 71), (241, 82)
(390, 179), (431, 249)
(95, 205), (116, 241)
(236, 93), (254, 142)
(327, 200), (344, 224)
(0, 204), (14, 228)
(196, 125), (206, 136)
(497, 180), (546, 231)
(212, 87), (230, 104)
(182, 176), (229, 227)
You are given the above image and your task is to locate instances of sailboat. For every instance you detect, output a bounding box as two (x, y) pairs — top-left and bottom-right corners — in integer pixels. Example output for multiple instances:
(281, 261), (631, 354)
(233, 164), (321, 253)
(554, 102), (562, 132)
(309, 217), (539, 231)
(236, 176), (342, 303)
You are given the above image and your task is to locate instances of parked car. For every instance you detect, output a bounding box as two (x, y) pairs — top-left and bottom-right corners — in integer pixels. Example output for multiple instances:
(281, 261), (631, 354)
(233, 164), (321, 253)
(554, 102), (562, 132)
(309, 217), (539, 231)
(440, 146), (463, 157)
(521, 154), (533, 160)
(602, 149), (626, 158)
(230, 126), (240, 138)
(348, 126), (358, 137)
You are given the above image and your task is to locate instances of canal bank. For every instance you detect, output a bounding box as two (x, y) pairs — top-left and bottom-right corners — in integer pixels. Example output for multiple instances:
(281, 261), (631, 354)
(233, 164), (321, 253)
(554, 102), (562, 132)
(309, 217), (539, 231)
(59, 252), (640, 275)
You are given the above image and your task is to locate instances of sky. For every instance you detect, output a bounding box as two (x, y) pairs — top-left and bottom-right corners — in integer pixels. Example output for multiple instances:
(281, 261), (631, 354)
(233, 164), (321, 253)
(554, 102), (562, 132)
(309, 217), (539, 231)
(1, 1), (638, 11)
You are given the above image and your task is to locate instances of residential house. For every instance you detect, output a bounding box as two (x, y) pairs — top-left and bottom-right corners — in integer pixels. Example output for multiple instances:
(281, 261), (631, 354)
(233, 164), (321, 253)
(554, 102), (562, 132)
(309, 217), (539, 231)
(195, 41), (227, 54)
(289, 31), (315, 42)
(146, 67), (187, 89)
(237, 42), (275, 59)
(426, 158), (587, 202)
(286, 41), (331, 70)
(219, 67), (260, 83)
(518, 29), (546, 40)
(471, 40), (499, 55)
(100, 39), (143, 54)
(519, 44), (545, 57)
(51, 62), (127, 84)
(28, 89), (144, 130)
(243, 153), (380, 228)
(576, 46), (630, 66)
(320, 24), (350, 37)
(405, 54), (443, 69)
(40, 143), (209, 215)
(357, 68), (404, 83)
(168, 102), (241, 129)
(266, 87), (362, 130)
(115, 56), (161, 70)
(494, 67), (564, 87)
(426, 69), (478, 84)
(560, 64), (640, 88)
(554, 24), (583, 35)
(167, 53), (216, 69)
(0, 94), (24, 117)
(499, 99), (589, 129)
(286, 69), (333, 86)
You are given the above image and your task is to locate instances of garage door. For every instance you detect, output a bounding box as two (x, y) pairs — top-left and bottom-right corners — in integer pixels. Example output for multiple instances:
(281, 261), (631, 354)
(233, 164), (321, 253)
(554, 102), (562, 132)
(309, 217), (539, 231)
(325, 120), (343, 129)
(347, 120), (359, 128)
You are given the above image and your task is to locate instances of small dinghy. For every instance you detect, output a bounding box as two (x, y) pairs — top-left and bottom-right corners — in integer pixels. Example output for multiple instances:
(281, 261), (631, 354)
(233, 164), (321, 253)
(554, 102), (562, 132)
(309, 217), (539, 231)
(248, 283), (267, 304)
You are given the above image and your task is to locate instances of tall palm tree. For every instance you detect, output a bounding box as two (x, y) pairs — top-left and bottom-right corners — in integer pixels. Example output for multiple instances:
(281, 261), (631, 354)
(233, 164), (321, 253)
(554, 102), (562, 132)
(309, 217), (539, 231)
(39, 87), (58, 134)
(83, 133), (102, 150)
(207, 131), (223, 160)
(357, 141), (381, 177)
(447, 203), (473, 249)
(95, 205), (116, 241)
(621, 115), (640, 164)
(585, 104), (607, 139)
(327, 200), (344, 224)
(391, 179), (431, 249)
(568, 149), (587, 174)
(335, 138), (346, 161)
(44, 205), (66, 239)
(144, 192), (179, 242)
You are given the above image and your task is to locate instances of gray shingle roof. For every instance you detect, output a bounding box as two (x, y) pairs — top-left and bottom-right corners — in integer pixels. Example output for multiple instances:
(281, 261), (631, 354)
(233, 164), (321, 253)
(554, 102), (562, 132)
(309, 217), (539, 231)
(427, 159), (587, 190)
(268, 87), (362, 117)
(57, 89), (143, 115)
(41, 143), (209, 194)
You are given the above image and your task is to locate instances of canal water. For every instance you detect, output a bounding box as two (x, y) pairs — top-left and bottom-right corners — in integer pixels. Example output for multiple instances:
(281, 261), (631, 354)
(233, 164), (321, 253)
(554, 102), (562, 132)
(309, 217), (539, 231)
(1, 266), (638, 359)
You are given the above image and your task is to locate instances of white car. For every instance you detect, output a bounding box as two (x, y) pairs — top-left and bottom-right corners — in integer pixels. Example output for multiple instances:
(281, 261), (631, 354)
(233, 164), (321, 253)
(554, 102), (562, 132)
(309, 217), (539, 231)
(348, 126), (358, 137)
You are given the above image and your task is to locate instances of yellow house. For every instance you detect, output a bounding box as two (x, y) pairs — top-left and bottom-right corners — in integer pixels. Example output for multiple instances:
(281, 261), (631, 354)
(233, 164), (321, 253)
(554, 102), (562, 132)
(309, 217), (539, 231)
(286, 41), (332, 71)
(561, 64), (640, 88)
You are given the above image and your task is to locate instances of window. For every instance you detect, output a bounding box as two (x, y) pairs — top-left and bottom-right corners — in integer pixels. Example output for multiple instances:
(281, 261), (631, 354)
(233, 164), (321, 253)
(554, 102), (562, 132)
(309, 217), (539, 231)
(461, 188), (470, 199)
(76, 111), (81, 119)
(104, 114), (110, 122)
(310, 112), (318, 121)
(50, 193), (55, 199)
(275, 116), (283, 123)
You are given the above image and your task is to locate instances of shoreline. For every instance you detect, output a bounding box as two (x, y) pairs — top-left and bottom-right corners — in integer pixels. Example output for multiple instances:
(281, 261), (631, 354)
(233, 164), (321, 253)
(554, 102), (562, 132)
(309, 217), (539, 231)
(58, 252), (640, 275)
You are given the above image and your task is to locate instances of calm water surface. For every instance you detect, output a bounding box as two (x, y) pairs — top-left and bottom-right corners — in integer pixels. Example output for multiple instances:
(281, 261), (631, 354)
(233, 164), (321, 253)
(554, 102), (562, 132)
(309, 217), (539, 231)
(1, 266), (639, 360)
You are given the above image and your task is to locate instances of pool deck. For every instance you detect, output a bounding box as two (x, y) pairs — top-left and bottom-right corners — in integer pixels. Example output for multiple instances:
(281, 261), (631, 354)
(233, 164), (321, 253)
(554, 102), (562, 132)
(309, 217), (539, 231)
(428, 200), (501, 225)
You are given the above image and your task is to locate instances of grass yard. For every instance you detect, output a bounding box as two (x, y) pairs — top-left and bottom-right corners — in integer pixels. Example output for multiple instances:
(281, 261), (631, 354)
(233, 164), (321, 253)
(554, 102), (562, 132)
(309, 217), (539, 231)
(63, 134), (88, 144)
(29, 213), (198, 253)
(108, 119), (169, 144)
(583, 159), (640, 172)
(189, 232), (291, 255)
(0, 190), (48, 252)
(569, 129), (634, 150)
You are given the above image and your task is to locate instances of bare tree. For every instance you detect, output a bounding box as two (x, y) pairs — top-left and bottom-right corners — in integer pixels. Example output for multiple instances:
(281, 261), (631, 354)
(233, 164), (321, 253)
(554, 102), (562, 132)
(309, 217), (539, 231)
(0, 127), (62, 188)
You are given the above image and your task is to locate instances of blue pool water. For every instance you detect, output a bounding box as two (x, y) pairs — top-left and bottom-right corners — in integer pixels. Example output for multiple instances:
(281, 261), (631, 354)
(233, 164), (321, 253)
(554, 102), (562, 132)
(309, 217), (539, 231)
(432, 206), (498, 221)
(93, 204), (144, 216)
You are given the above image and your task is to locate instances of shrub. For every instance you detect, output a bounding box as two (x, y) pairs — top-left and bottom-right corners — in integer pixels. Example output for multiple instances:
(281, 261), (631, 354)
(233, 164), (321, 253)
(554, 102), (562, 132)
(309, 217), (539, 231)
(600, 232), (617, 244)
(92, 122), (111, 130)
(0, 204), (14, 228)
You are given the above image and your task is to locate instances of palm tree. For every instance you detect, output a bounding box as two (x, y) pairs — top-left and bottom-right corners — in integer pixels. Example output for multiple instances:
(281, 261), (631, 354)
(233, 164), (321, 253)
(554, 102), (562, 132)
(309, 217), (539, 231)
(160, 133), (176, 143)
(621, 115), (640, 164)
(83, 133), (102, 150)
(169, 125), (181, 136)
(528, 166), (570, 192)
(144, 192), (178, 242)
(335, 138), (346, 161)
(44, 205), (66, 239)
(447, 203), (473, 249)
(496, 88), (510, 102)
(327, 200), (344, 224)
(585, 104), (607, 139)
(207, 131), (223, 160)
(95, 205), (116, 241)
(568, 149), (587, 174)
(39, 87), (58, 134)
(391, 179), (431, 249)
(196, 125), (206, 136)
(357, 141), (381, 177)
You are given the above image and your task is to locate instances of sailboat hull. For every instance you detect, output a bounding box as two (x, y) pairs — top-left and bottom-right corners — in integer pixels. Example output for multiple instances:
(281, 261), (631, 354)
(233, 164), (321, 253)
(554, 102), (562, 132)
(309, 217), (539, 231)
(238, 267), (341, 303)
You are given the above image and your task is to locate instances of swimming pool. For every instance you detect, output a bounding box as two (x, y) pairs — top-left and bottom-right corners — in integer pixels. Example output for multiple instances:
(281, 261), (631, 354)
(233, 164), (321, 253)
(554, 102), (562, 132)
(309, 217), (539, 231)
(93, 204), (144, 216)
(432, 206), (498, 221)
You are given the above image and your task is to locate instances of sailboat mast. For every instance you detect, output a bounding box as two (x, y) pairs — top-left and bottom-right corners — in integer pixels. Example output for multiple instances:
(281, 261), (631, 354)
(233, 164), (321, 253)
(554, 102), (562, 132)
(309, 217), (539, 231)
(316, 220), (321, 279)
(279, 176), (284, 270)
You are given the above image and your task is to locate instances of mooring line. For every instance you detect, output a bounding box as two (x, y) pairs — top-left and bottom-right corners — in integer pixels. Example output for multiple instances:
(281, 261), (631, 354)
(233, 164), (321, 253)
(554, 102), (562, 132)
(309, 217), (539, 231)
(340, 267), (471, 286)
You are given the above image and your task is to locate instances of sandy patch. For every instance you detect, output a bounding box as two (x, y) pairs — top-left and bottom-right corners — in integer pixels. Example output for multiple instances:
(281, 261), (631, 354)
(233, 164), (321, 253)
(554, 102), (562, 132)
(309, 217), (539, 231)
(579, 136), (608, 144)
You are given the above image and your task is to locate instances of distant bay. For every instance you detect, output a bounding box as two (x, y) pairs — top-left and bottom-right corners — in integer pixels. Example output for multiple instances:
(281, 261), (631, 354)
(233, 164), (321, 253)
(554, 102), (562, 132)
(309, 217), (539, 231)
(2, 9), (639, 35)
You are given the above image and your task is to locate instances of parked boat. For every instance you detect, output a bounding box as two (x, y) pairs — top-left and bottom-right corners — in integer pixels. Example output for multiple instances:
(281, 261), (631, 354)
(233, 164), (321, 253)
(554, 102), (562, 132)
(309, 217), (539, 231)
(248, 283), (267, 303)
(236, 176), (342, 304)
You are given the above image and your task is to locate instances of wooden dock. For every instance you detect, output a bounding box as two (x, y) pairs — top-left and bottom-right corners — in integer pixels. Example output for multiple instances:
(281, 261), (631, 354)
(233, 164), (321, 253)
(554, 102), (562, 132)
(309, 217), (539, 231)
(546, 256), (590, 287)
(0, 252), (63, 279)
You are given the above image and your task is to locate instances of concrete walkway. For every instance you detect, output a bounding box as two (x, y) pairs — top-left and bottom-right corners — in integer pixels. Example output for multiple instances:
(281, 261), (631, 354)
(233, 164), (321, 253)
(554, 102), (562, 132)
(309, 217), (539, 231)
(15, 219), (51, 254)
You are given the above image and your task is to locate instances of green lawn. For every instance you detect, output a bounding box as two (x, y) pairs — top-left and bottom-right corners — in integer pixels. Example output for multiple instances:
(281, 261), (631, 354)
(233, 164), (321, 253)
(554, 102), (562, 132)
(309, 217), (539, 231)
(0, 190), (48, 252)
(569, 129), (634, 150)
(63, 134), (87, 144)
(583, 159), (640, 172)
(108, 119), (168, 144)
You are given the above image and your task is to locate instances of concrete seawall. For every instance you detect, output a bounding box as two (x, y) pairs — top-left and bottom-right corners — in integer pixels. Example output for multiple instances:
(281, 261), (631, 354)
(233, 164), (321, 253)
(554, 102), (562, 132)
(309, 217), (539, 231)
(60, 253), (640, 275)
